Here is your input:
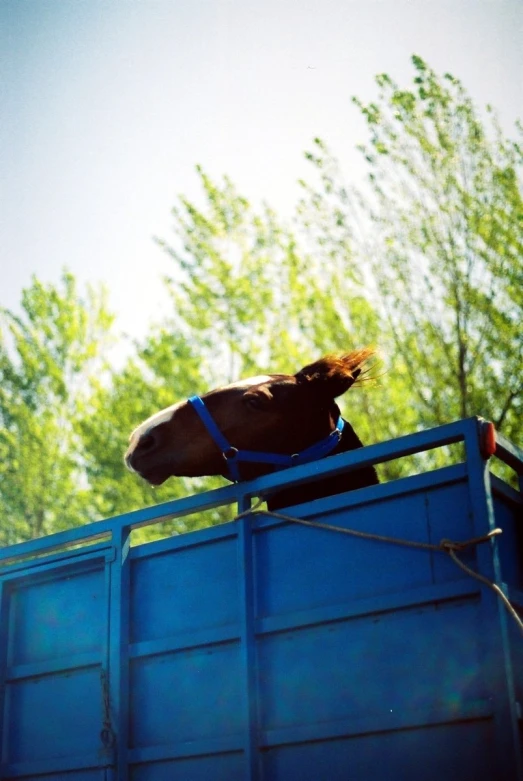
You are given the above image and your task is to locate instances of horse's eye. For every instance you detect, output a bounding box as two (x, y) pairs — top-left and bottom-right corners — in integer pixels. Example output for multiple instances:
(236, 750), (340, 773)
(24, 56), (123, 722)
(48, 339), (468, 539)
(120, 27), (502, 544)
(244, 394), (266, 411)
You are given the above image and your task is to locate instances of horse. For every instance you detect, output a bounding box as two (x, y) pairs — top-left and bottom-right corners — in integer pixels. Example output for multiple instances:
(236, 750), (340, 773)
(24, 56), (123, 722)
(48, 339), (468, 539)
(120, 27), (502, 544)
(125, 348), (379, 511)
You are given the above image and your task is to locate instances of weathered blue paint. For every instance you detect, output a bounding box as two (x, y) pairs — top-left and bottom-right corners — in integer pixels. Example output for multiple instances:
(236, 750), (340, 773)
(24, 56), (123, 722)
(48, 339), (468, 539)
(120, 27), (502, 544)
(0, 417), (521, 780)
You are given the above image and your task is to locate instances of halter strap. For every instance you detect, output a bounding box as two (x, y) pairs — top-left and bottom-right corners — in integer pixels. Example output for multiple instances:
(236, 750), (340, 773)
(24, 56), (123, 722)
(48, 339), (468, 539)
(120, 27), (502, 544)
(187, 395), (344, 483)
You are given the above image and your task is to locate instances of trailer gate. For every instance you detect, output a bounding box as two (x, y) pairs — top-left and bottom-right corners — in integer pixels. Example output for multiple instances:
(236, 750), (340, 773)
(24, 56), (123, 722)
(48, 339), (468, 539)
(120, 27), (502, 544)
(0, 418), (522, 780)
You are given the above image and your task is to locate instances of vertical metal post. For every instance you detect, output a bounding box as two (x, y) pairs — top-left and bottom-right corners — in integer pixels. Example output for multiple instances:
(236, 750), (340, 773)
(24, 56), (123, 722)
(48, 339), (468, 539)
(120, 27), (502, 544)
(465, 419), (522, 781)
(236, 494), (260, 781)
(0, 580), (9, 773)
(107, 525), (132, 781)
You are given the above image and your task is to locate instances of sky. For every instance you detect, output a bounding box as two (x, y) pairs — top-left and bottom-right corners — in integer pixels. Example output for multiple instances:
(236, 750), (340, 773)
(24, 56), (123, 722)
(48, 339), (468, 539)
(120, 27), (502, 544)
(2, 0), (522, 344)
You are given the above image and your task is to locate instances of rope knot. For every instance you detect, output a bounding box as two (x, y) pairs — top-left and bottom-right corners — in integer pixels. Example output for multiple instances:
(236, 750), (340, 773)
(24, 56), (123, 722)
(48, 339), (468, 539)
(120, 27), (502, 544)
(439, 528), (502, 554)
(439, 539), (461, 553)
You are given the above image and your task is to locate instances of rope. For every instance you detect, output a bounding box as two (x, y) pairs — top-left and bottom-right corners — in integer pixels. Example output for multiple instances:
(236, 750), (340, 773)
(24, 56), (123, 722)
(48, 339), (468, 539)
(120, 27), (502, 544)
(236, 500), (523, 636)
(100, 668), (116, 749)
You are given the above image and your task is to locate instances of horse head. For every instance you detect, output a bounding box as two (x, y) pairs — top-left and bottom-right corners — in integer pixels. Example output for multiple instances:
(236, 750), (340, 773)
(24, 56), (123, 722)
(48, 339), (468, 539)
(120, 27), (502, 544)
(125, 348), (378, 509)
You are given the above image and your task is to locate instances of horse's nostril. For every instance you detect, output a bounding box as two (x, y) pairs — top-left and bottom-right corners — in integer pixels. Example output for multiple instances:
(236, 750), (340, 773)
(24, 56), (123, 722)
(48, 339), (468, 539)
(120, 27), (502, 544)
(139, 433), (156, 452)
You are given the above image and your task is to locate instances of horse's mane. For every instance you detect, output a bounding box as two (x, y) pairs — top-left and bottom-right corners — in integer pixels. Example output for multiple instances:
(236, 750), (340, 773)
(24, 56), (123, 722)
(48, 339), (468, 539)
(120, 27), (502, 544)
(296, 347), (376, 391)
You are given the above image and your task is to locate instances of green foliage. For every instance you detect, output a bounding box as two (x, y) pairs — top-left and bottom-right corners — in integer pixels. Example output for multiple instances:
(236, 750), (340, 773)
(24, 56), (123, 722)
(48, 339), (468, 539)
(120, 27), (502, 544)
(0, 273), (113, 544)
(301, 56), (522, 447)
(157, 166), (383, 398)
(353, 56), (522, 440)
(1, 56), (521, 546)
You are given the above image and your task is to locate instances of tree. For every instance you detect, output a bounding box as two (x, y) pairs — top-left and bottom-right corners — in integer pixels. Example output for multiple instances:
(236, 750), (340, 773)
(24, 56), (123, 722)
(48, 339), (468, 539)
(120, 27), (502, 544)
(300, 56), (522, 443)
(155, 167), (387, 449)
(0, 273), (113, 544)
(3, 56), (520, 545)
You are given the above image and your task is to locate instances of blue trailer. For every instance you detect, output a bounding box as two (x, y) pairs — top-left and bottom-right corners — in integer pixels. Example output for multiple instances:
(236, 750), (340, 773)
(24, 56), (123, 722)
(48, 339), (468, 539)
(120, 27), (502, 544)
(0, 417), (522, 780)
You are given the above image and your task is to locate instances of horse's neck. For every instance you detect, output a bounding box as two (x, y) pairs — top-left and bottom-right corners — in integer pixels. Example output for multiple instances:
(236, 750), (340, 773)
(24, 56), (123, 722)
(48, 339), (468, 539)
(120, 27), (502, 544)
(266, 418), (379, 512)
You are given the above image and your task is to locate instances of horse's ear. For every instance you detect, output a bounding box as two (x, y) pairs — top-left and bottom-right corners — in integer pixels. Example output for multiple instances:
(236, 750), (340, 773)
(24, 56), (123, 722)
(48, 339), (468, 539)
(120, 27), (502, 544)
(295, 348), (375, 399)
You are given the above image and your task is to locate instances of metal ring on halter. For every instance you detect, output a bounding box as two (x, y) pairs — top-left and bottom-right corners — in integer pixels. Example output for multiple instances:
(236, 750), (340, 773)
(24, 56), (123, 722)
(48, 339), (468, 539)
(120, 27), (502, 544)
(223, 446), (239, 461)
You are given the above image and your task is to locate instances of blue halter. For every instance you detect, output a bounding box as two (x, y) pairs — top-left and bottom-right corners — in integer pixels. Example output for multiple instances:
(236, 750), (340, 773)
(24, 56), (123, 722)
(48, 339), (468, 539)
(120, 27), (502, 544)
(187, 395), (344, 483)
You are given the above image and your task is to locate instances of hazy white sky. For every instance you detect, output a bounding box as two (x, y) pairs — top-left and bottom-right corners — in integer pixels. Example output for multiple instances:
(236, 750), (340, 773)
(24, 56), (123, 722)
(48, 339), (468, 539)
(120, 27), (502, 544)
(2, 0), (522, 341)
